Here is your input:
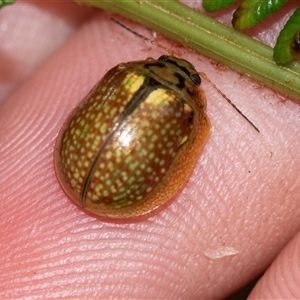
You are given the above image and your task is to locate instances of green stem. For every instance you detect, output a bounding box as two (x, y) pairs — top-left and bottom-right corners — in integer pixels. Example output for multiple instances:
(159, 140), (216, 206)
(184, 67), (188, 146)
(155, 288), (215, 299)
(75, 0), (300, 101)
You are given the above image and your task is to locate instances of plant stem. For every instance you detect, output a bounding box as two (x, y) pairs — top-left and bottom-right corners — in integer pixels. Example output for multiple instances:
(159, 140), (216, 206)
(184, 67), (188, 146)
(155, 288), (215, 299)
(75, 0), (300, 101)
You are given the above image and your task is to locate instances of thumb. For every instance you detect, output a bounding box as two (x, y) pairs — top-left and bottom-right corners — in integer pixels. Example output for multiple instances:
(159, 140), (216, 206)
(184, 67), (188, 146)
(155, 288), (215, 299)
(248, 230), (300, 299)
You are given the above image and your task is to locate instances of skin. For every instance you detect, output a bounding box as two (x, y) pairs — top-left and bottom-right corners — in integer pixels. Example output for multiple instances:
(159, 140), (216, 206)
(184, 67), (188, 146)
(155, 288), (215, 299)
(1, 1), (300, 299)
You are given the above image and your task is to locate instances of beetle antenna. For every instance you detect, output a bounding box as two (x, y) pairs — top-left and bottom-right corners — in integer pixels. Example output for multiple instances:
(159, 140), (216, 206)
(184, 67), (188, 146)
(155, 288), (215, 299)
(199, 72), (260, 133)
(110, 18), (174, 55)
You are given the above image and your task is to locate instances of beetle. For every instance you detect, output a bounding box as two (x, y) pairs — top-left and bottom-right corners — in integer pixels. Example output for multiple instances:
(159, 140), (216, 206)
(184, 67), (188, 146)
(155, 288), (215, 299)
(54, 55), (211, 219)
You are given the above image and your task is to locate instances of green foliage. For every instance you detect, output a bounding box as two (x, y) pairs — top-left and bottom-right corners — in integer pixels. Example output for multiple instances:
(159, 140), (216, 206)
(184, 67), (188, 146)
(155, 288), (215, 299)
(203, 0), (299, 64)
(273, 7), (300, 64)
(232, 0), (286, 30)
(202, 0), (237, 13)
